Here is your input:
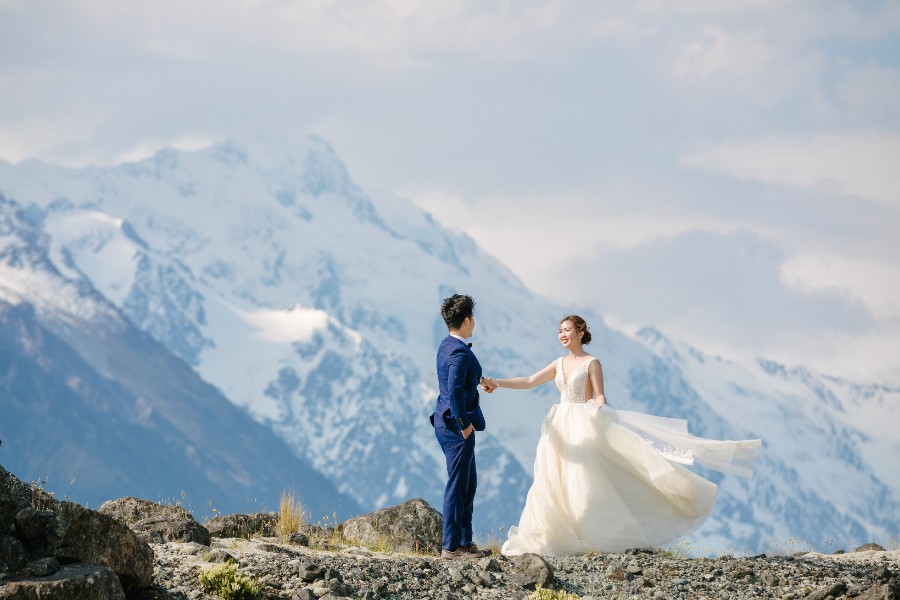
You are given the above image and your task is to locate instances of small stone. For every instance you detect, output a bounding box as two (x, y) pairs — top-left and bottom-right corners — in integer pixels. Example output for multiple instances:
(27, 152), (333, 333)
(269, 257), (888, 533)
(509, 553), (553, 590)
(461, 583), (476, 593)
(873, 566), (891, 581)
(606, 566), (628, 581)
(801, 582), (847, 600)
(626, 563), (642, 575)
(26, 556), (59, 577)
(203, 548), (235, 563)
(311, 585), (330, 598)
(300, 562), (326, 583)
(289, 532), (310, 546)
(478, 556), (500, 572)
(672, 578), (689, 586)
(0, 534), (27, 572)
(294, 591), (317, 600)
(177, 542), (206, 555)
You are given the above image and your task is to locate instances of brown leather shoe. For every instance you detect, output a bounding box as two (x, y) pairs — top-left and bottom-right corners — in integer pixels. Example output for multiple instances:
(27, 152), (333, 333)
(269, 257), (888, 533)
(465, 543), (492, 557)
(441, 546), (487, 560)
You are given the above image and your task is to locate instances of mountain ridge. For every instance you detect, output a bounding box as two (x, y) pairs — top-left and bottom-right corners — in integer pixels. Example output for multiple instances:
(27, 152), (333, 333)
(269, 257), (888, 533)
(0, 137), (897, 552)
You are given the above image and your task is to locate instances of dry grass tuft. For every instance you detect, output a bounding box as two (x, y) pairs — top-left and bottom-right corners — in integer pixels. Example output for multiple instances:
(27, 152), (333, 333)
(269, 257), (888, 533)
(276, 491), (307, 538)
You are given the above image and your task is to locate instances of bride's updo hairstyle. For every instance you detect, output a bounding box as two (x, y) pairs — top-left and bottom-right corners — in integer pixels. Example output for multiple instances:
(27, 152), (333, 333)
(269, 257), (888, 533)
(561, 315), (591, 345)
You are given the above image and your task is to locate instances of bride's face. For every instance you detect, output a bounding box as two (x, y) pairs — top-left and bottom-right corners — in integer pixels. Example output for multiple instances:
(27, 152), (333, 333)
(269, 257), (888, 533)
(558, 320), (581, 349)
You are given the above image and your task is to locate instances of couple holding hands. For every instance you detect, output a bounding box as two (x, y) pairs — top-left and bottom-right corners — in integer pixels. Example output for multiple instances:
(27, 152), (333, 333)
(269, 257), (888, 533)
(430, 294), (761, 559)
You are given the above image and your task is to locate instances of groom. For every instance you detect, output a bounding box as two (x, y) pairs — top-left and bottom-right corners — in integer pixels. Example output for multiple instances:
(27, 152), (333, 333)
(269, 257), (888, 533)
(431, 294), (495, 559)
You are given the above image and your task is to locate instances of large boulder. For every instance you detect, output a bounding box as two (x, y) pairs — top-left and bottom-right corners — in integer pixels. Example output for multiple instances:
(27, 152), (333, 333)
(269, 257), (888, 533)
(0, 465), (153, 593)
(99, 496), (210, 545)
(0, 465), (49, 535)
(0, 563), (126, 599)
(45, 501), (154, 589)
(206, 512), (277, 538)
(338, 498), (442, 554)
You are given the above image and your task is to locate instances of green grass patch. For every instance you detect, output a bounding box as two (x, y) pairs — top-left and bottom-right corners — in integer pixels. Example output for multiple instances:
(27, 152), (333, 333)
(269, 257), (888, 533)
(198, 562), (260, 600)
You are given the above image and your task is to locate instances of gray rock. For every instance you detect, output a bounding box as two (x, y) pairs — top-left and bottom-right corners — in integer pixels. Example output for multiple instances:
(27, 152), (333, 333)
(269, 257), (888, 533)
(874, 566), (892, 581)
(854, 580), (900, 600)
(300, 562), (326, 583)
(802, 581), (847, 600)
(206, 511), (278, 538)
(26, 556), (59, 577)
(288, 532), (310, 546)
(128, 585), (182, 599)
(175, 542), (206, 556)
(294, 590), (318, 600)
(44, 500), (154, 589)
(854, 543), (887, 552)
(0, 562), (126, 599)
(606, 565), (628, 581)
(202, 548), (235, 563)
(338, 498), (442, 554)
(509, 552), (553, 590)
(99, 497), (210, 545)
(0, 466), (46, 535)
(14, 507), (54, 552)
(0, 534), (28, 572)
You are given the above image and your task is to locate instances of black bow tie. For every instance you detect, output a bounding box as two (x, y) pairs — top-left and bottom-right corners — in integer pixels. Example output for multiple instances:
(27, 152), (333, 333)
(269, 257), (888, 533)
(467, 342), (473, 348)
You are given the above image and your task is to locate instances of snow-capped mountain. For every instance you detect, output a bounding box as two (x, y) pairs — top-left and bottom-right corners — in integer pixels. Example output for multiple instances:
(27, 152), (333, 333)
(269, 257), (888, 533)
(0, 194), (359, 518)
(0, 137), (896, 552)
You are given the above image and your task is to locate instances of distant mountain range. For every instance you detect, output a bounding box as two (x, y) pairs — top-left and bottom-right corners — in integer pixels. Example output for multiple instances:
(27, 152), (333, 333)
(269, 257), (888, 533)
(0, 137), (896, 552)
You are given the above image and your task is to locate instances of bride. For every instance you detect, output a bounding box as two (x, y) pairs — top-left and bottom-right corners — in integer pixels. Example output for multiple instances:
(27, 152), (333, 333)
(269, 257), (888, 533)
(485, 315), (761, 556)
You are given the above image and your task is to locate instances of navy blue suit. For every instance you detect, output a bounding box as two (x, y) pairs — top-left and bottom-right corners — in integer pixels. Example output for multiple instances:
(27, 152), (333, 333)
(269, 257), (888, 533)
(431, 335), (486, 551)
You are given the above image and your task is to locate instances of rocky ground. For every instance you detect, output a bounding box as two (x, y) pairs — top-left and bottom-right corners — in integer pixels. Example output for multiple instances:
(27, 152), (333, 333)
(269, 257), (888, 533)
(149, 535), (900, 600)
(1, 462), (897, 600)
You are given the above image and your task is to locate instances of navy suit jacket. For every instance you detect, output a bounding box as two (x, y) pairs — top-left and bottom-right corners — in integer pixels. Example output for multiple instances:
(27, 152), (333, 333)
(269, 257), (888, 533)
(431, 335), (486, 431)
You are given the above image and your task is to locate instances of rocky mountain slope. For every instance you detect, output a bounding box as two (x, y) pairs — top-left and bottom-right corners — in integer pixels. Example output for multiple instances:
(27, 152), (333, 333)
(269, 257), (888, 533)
(0, 196), (358, 518)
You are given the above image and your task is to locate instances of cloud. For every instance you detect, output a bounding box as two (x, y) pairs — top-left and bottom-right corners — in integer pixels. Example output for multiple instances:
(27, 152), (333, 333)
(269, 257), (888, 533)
(560, 230), (871, 341)
(2, 0), (898, 385)
(681, 133), (900, 209)
(543, 229), (897, 381)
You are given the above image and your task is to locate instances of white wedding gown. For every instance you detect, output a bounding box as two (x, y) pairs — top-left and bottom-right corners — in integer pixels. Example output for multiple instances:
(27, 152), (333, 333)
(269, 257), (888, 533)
(501, 357), (761, 556)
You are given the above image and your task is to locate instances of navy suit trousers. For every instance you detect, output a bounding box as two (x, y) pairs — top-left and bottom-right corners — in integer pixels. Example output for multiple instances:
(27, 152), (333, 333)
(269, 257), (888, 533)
(434, 425), (476, 551)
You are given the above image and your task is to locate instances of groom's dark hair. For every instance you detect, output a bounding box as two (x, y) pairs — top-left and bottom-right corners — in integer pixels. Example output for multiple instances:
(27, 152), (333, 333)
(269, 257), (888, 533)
(441, 294), (475, 330)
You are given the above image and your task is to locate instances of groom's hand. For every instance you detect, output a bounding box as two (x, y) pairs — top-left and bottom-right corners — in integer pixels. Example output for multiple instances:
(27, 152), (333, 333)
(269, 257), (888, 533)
(480, 376), (497, 393)
(461, 424), (475, 439)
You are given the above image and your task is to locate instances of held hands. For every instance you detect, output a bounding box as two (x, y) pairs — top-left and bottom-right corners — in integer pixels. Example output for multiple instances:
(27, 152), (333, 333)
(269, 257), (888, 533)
(480, 376), (498, 394)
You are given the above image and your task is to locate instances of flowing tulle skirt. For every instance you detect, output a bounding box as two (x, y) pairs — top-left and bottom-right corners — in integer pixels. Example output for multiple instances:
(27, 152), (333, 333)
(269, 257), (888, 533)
(502, 404), (761, 556)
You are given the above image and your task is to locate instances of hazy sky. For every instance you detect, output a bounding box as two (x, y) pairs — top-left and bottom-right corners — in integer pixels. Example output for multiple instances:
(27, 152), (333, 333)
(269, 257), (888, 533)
(1, 0), (898, 383)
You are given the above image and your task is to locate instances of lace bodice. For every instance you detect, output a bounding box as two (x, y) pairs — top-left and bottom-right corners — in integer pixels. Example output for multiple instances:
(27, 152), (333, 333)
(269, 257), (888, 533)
(555, 357), (599, 404)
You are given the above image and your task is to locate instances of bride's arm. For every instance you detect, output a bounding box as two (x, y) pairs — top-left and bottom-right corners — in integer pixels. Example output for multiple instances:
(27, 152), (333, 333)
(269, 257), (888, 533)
(491, 361), (556, 390)
(589, 360), (607, 408)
